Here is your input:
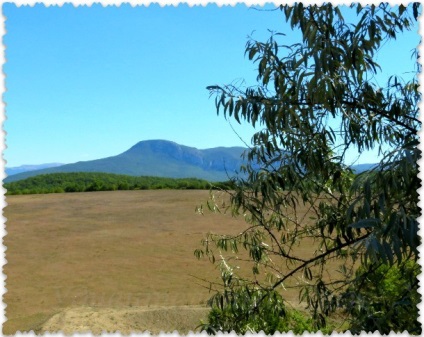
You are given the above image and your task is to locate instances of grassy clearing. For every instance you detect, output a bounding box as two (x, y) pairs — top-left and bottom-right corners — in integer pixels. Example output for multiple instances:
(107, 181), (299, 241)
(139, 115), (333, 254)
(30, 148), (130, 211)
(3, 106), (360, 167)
(3, 190), (246, 333)
(4, 190), (347, 333)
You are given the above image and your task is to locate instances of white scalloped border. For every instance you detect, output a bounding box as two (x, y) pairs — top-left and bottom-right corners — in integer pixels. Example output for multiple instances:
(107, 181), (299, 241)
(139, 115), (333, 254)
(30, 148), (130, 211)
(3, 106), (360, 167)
(0, 2), (422, 337)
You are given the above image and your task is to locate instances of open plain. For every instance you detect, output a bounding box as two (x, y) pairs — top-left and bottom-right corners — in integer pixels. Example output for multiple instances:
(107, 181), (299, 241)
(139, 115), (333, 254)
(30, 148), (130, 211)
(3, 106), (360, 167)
(3, 190), (254, 333)
(4, 189), (328, 333)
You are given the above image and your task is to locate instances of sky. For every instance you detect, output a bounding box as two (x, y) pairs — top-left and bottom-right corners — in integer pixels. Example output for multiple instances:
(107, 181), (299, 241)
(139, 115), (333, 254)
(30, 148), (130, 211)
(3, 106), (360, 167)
(2, 2), (421, 167)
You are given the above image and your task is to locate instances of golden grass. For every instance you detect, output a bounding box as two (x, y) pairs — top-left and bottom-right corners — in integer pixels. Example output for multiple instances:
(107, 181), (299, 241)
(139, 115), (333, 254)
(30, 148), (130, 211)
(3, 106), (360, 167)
(3, 190), (247, 333)
(4, 189), (348, 333)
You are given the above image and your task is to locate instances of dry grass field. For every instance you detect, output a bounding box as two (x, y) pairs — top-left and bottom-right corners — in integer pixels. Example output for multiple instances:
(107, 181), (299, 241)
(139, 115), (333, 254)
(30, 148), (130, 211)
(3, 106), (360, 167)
(3, 190), (254, 333)
(4, 189), (343, 333)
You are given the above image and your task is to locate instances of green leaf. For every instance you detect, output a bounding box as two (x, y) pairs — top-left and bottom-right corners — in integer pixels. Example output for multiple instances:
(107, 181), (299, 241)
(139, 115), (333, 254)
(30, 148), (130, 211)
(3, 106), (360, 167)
(349, 218), (379, 228)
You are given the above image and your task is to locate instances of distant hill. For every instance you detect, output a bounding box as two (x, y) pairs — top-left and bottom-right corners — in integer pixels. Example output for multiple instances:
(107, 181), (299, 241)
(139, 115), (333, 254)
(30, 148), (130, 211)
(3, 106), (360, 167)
(350, 163), (377, 173)
(4, 140), (247, 183)
(5, 163), (64, 176)
(4, 140), (378, 183)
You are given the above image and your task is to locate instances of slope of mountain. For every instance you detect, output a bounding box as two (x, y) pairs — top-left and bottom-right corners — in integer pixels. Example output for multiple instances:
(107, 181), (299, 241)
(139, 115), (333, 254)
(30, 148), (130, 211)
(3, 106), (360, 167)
(4, 140), (378, 184)
(350, 163), (377, 173)
(4, 140), (247, 183)
(5, 163), (64, 176)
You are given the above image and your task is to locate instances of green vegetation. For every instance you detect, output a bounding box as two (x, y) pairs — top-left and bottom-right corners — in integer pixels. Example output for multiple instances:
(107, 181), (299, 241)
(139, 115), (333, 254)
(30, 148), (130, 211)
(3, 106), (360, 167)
(196, 3), (420, 334)
(342, 260), (421, 334)
(199, 281), (335, 334)
(4, 172), (232, 195)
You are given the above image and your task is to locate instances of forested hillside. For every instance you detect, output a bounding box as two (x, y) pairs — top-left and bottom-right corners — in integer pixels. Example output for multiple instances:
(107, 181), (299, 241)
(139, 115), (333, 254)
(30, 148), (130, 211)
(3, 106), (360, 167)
(4, 172), (230, 195)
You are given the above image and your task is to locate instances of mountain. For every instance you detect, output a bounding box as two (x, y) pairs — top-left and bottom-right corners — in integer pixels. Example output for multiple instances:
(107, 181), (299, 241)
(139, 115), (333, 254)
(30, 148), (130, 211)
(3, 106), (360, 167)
(351, 163), (377, 173)
(4, 140), (378, 183)
(5, 163), (64, 176)
(4, 140), (247, 183)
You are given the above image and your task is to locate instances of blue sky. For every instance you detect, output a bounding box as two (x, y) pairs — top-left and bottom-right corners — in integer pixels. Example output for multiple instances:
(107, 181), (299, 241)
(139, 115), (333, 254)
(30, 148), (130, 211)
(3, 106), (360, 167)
(3, 3), (420, 167)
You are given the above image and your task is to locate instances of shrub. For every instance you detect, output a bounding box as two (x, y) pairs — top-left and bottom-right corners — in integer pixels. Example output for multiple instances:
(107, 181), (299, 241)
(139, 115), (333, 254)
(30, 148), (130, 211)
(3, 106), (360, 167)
(341, 260), (421, 334)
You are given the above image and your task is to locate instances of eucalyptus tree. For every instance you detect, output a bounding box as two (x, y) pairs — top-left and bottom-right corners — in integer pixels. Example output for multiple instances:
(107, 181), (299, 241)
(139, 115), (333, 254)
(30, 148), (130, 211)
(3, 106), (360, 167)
(195, 3), (421, 333)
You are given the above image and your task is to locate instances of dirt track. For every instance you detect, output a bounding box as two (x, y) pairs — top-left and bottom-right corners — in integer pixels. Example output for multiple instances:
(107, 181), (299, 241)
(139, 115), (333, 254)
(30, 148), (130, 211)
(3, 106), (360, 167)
(41, 305), (209, 334)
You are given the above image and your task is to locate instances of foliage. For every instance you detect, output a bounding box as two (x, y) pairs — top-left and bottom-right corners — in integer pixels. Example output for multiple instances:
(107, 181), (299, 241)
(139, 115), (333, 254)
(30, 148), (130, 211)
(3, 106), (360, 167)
(196, 3), (420, 334)
(341, 260), (421, 334)
(4, 172), (232, 195)
(197, 258), (333, 334)
(201, 288), (326, 334)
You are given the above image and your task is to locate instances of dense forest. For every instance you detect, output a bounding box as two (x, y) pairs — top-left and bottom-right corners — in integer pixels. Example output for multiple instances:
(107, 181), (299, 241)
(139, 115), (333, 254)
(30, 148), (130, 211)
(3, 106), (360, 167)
(4, 172), (231, 195)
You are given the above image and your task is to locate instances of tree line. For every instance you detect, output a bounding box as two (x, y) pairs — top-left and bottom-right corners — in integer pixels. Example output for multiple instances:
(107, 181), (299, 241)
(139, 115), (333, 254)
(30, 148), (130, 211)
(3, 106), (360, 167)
(4, 172), (233, 195)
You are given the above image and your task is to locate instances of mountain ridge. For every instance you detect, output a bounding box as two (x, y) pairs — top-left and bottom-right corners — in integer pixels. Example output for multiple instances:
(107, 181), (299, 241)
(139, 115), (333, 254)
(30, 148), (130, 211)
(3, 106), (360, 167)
(5, 140), (247, 183)
(4, 140), (377, 183)
(5, 163), (64, 176)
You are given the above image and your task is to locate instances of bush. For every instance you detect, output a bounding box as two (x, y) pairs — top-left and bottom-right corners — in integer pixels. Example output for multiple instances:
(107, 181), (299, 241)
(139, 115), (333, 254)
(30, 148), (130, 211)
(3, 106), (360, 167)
(200, 286), (333, 334)
(341, 261), (421, 334)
